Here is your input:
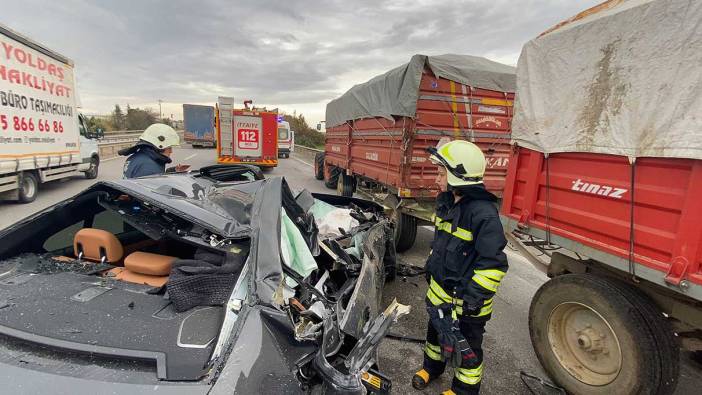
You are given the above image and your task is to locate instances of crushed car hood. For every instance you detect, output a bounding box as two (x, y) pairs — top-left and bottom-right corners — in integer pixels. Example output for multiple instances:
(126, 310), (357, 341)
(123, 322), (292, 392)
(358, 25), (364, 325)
(0, 171), (409, 393)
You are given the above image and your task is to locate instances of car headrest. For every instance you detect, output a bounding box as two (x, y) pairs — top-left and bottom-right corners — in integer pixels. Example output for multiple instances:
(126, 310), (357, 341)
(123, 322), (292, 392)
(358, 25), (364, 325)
(124, 252), (175, 276)
(74, 228), (124, 263)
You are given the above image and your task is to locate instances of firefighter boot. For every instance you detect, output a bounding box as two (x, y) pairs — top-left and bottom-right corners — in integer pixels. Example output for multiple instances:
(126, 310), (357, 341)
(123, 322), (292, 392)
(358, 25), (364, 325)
(440, 390), (457, 395)
(411, 369), (434, 390)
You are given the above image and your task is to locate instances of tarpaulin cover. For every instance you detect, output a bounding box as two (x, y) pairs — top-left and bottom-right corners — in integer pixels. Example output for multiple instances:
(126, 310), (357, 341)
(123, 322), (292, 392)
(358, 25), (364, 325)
(511, 0), (702, 160)
(325, 54), (516, 128)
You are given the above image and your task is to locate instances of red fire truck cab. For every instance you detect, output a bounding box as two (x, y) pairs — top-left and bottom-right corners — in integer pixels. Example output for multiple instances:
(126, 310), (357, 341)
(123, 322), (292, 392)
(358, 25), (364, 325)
(216, 97), (278, 168)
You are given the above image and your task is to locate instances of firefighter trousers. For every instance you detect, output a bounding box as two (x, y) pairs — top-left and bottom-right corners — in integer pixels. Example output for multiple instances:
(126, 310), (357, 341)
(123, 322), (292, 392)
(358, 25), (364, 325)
(423, 319), (487, 395)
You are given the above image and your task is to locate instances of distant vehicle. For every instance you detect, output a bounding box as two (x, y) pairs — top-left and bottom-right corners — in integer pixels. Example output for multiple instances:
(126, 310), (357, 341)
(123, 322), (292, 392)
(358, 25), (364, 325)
(315, 54), (516, 252)
(0, 165), (404, 393)
(277, 120), (294, 158)
(215, 97), (278, 169)
(0, 24), (102, 203)
(183, 104), (215, 148)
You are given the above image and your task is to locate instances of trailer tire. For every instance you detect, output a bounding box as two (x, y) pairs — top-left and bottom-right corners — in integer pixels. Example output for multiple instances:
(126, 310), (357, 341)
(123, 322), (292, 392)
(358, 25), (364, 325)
(18, 171), (39, 203)
(324, 167), (340, 189)
(594, 276), (679, 394)
(84, 156), (99, 179)
(529, 274), (663, 395)
(314, 153), (325, 180)
(393, 212), (417, 253)
(337, 174), (354, 197)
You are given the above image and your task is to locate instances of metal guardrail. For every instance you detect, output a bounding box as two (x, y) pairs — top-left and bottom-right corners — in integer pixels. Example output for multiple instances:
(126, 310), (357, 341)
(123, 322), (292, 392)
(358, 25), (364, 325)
(103, 129), (144, 135)
(98, 130), (142, 145)
(292, 145), (323, 164)
(98, 130), (184, 144)
(295, 145), (323, 153)
(97, 130), (184, 159)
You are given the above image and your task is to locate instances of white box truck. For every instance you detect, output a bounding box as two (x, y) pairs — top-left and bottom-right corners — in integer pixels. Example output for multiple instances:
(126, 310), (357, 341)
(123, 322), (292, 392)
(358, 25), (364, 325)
(0, 24), (101, 203)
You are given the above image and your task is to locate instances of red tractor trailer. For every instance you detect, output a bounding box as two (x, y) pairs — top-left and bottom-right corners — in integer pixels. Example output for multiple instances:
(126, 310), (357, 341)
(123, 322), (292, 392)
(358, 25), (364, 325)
(316, 54), (516, 251)
(501, 0), (702, 393)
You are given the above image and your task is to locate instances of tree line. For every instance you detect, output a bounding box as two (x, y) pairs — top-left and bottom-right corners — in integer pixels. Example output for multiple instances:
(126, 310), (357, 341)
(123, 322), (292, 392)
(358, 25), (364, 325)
(85, 104), (174, 132)
(84, 105), (326, 149)
(282, 113), (325, 149)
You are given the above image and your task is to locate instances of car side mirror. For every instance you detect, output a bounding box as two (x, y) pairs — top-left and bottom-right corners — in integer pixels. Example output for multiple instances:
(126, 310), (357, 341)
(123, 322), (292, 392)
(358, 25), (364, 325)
(94, 128), (105, 139)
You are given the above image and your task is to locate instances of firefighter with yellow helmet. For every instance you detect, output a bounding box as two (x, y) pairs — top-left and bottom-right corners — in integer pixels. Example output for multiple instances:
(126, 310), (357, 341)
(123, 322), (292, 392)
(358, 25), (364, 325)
(412, 140), (509, 395)
(120, 123), (189, 178)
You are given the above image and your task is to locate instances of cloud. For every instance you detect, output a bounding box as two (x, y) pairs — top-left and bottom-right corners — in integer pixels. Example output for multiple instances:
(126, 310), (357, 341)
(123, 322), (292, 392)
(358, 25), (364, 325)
(2, 0), (601, 123)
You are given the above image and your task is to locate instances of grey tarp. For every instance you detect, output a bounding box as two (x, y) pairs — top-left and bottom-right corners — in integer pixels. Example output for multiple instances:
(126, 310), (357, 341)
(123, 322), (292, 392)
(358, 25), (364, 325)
(325, 54), (516, 128)
(512, 0), (702, 160)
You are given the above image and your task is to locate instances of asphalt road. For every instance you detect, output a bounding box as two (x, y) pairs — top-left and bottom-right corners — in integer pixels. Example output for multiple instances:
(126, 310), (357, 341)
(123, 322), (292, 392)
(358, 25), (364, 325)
(1, 145), (700, 394)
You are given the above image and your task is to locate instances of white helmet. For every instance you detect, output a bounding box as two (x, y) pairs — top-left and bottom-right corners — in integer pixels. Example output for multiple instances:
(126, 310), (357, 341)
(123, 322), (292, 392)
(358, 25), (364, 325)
(427, 139), (486, 187)
(139, 123), (180, 150)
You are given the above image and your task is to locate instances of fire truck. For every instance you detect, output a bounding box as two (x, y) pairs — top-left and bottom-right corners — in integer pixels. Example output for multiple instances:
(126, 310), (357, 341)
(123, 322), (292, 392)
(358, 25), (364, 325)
(216, 97), (278, 168)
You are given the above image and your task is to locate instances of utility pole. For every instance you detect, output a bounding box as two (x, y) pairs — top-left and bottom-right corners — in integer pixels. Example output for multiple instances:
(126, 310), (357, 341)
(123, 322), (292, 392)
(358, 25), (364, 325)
(158, 99), (163, 120)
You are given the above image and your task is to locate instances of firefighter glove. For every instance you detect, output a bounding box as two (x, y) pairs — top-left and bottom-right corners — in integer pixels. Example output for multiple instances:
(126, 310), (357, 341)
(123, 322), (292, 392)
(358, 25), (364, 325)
(462, 296), (482, 316)
(427, 305), (458, 360)
(452, 326), (479, 367)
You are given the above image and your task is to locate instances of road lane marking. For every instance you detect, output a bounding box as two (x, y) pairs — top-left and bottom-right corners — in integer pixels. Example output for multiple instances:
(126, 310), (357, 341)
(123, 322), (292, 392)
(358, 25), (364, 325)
(184, 153), (198, 160)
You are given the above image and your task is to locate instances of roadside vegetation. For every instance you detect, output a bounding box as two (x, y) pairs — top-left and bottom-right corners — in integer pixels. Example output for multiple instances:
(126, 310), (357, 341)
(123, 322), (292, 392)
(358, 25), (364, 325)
(87, 105), (324, 149)
(283, 113), (325, 149)
(86, 104), (174, 132)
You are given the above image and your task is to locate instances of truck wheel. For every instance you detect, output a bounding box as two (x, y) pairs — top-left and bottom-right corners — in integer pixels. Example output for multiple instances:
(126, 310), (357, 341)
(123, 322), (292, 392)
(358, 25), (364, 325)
(393, 212), (417, 253)
(314, 153), (325, 180)
(529, 274), (664, 395)
(337, 174), (354, 197)
(324, 167), (340, 189)
(18, 172), (39, 203)
(84, 156), (99, 179)
(595, 276), (680, 394)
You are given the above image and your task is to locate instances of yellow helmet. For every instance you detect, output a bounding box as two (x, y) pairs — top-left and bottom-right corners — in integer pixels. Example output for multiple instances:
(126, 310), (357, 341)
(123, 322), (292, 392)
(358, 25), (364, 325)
(427, 140), (486, 187)
(139, 123), (180, 150)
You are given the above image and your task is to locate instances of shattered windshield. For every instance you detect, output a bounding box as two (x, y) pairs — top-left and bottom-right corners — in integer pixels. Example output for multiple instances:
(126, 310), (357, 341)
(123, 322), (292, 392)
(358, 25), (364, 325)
(204, 185), (259, 226)
(117, 176), (265, 237)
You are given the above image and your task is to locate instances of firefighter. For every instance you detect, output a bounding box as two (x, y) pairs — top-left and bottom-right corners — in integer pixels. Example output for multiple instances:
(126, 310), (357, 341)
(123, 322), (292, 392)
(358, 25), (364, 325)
(120, 123), (189, 178)
(411, 140), (509, 395)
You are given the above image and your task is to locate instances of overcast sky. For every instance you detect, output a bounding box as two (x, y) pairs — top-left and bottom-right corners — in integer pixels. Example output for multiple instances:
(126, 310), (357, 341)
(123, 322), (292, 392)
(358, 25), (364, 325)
(3, 0), (600, 125)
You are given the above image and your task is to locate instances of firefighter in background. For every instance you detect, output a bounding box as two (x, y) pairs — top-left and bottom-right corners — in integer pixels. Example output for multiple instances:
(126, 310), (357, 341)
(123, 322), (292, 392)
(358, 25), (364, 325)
(120, 123), (189, 178)
(411, 140), (509, 395)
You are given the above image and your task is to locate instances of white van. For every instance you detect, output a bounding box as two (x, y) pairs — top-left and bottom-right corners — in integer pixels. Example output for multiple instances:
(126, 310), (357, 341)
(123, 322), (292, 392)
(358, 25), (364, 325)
(277, 120), (294, 158)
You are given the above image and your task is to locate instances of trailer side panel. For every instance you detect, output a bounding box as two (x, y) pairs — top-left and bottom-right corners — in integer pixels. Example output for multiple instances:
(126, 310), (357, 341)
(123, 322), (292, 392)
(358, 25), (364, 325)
(501, 147), (702, 293)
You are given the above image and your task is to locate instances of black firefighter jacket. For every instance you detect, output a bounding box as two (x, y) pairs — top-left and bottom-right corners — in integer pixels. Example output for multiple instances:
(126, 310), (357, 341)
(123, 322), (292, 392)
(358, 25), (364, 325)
(425, 185), (509, 322)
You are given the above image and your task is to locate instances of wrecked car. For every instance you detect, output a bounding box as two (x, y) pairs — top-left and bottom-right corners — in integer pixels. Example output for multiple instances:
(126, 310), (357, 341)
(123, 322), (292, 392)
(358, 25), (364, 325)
(0, 165), (409, 394)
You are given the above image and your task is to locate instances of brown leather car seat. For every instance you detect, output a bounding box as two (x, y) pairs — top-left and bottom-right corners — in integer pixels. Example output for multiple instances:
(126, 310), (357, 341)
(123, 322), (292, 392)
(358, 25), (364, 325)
(74, 228), (124, 263)
(107, 252), (176, 287)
